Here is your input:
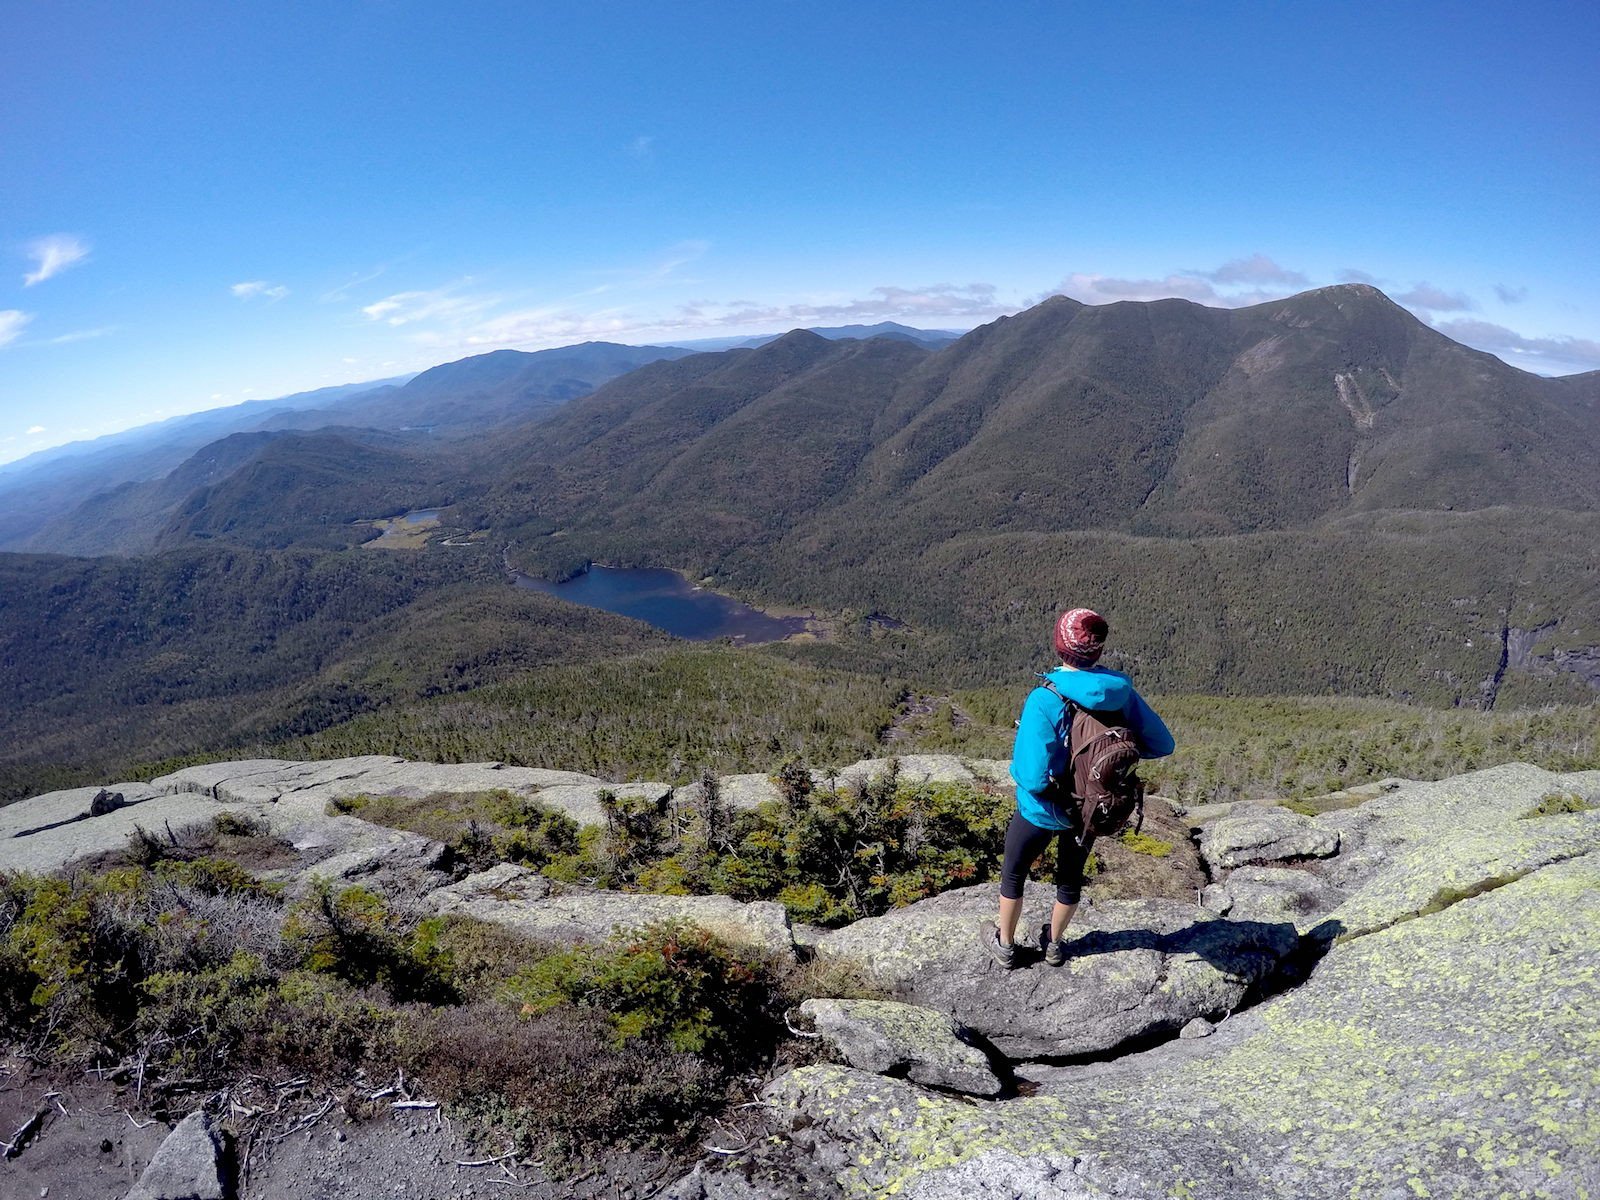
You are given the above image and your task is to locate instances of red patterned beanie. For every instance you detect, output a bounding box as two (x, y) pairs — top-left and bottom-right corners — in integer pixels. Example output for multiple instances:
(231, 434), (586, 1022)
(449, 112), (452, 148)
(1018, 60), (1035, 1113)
(1053, 608), (1108, 668)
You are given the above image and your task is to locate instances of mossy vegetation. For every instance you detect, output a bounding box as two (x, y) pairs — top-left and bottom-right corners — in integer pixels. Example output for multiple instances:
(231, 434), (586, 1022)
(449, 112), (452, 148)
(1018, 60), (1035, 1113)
(1518, 790), (1598, 819)
(0, 821), (844, 1165)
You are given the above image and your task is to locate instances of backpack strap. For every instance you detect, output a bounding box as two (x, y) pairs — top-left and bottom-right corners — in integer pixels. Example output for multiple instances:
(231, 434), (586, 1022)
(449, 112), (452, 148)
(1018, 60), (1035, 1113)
(1036, 677), (1077, 729)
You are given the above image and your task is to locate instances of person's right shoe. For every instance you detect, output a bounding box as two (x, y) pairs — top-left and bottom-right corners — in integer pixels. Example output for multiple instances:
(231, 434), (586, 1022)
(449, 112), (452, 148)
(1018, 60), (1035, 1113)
(981, 921), (1016, 969)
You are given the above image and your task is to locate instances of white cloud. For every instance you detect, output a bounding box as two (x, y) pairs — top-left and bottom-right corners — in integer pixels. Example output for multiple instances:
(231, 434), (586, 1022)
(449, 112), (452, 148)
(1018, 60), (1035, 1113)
(1047, 256), (1323, 309)
(439, 282), (1008, 353)
(1394, 283), (1474, 312)
(1432, 318), (1600, 375)
(361, 282), (499, 326)
(47, 326), (116, 345)
(0, 310), (33, 348)
(1202, 254), (1308, 286)
(26, 425), (45, 434)
(22, 234), (90, 286)
(231, 280), (289, 301)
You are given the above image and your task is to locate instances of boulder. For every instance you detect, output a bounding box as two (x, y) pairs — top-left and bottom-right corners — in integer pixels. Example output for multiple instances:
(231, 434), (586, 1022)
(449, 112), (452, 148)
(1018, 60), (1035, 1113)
(717, 773), (784, 809)
(1199, 805), (1340, 871)
(1211, 866), (1348, 925)
(820, 755), (990, 792)
(124, 1111), (226, 1200)
(89, 787), (126, 816)
(798, 999), (1001, 1096)
(764, 850), (1600, 1199)
(425, 863), (795, 957)
(814, 883), (1298, 1060)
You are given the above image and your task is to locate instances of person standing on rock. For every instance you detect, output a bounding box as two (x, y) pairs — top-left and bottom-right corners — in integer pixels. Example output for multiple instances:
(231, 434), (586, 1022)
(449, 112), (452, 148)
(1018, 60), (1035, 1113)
(985, 607), (1175, 968)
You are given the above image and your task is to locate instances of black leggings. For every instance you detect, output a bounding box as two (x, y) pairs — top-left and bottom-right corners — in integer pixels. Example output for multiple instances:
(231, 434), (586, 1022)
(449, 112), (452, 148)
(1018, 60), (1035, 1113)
(999, 810), (1089, 906)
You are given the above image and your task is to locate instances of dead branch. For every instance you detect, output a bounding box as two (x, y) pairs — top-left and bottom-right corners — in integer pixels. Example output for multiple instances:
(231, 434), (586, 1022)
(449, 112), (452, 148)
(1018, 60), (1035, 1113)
(455, 1151), (518, 1167)
(2, 1108), (46, 1159)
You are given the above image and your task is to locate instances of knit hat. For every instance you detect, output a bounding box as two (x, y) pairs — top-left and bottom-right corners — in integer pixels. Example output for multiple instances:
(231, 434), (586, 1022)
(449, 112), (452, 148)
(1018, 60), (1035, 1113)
(1053, 607), (1108, 668)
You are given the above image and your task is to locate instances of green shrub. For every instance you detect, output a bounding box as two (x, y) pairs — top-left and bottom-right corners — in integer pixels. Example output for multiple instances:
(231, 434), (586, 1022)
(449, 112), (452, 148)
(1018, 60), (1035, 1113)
(407, 915), (548, 1002)
(211, 811), (270, 838)
(499, 920), (773, 1059)
(283, 882), (456, 1004)
(405, 1002), (726, 1164)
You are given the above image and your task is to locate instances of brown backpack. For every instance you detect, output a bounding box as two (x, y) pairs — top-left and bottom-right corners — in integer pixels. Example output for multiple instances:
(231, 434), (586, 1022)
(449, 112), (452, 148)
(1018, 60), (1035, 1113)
(1039, 680), (1145, 848)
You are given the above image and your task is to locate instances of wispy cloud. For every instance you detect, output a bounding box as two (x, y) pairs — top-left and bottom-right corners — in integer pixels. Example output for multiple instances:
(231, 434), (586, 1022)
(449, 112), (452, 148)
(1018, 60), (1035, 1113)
(1393, 283), (1474, 312)
(1338, 268), (1382, 285)
(26, 425), (45, 434)
(1432, 318), (1600, 375)
(573, 240), (710, 299)
(447, 283), (1007, 351)
(1494, 284), (1528, 305)
(361, 281), (500, 326)
(626, 134), (655, 161)
(231, 280), (289, 301)
(0, 310), (34, 348)
(320, 265), (389, 303)
(22, 234), (90, 286)
(47, 326), (116, 345)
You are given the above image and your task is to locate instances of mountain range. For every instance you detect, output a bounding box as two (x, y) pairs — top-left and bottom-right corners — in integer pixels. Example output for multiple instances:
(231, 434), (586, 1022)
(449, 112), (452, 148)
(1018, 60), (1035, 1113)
(3, 288), (1597, 800)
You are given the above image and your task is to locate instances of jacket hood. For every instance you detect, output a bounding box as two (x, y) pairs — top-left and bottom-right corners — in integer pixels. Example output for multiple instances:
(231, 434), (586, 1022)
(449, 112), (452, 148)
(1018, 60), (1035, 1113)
(1040, 665), (1132, 712)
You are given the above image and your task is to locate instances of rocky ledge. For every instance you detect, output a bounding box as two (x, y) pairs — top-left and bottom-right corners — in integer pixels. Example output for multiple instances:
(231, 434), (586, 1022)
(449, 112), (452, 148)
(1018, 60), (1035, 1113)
(757, 763), (1600, 1199)
(4, 758), (1598, 1198)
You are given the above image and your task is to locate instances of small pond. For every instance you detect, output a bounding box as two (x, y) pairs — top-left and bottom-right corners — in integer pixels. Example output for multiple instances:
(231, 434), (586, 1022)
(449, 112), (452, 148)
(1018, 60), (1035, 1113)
(513, 565), (811, 643)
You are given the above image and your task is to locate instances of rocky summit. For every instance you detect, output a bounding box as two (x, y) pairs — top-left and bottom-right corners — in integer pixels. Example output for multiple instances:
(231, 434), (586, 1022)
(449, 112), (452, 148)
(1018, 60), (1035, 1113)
(2, 757), (1598, 1198)
(764, 763), (1600, 1199)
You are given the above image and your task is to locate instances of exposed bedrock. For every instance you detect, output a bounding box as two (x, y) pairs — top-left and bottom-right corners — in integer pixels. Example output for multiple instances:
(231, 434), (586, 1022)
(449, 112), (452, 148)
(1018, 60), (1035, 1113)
(814, 884), (1299, 1061)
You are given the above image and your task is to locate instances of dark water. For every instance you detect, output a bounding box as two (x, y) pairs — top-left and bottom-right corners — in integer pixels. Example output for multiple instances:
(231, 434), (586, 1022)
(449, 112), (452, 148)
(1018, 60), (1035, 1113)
(403, 509), (441, 524)
(513, 565), (811, 643)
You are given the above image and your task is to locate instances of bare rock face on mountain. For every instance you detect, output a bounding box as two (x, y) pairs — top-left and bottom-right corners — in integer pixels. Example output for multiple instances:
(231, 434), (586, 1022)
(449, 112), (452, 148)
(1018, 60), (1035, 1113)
(815, 884), (1298, 1060)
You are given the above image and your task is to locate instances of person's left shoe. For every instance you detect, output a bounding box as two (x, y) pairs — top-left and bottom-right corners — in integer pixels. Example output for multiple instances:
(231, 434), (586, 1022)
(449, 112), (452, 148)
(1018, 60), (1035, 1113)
(1040, 922), (1070, 967)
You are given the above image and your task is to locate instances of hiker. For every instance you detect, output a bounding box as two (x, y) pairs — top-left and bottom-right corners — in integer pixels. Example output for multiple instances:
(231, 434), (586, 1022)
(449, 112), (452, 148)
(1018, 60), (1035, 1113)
(985, 607), (1175, 968)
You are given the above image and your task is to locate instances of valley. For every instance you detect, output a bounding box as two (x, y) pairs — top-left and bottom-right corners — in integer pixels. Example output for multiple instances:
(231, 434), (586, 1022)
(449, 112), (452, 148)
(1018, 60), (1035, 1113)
(3, 285), (1598, 807)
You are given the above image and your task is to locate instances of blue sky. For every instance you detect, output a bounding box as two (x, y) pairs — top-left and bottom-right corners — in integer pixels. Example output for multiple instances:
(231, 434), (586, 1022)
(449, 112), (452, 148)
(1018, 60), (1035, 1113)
(2, 1), (1596, 465)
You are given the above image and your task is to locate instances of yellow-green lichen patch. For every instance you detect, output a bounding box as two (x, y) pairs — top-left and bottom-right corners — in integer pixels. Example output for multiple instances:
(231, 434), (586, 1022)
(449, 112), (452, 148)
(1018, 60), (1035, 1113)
(768, 853), (1600, 1199)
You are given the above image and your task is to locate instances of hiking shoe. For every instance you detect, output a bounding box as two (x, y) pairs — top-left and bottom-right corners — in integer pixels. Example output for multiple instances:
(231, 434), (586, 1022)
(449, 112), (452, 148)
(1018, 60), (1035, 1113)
(1040, 922), (1070, 967)
(981, 921), (1016, 969)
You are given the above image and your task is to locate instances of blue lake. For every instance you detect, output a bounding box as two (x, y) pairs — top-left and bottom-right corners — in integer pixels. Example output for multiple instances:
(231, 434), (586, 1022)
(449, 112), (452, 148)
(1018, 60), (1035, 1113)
(513, 565), (812, 643)
(403, 509), (441, 524)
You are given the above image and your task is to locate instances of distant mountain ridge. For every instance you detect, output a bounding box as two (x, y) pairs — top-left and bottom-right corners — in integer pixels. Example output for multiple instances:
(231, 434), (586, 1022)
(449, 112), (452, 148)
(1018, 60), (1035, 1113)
(0, 328), (952, 553)
(5, 285), (1600, 804)
(666, 321), (963, 353)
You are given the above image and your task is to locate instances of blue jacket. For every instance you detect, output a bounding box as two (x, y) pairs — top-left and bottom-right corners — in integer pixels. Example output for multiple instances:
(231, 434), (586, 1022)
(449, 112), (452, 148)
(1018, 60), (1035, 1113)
(1009, 665), (1175, 830)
